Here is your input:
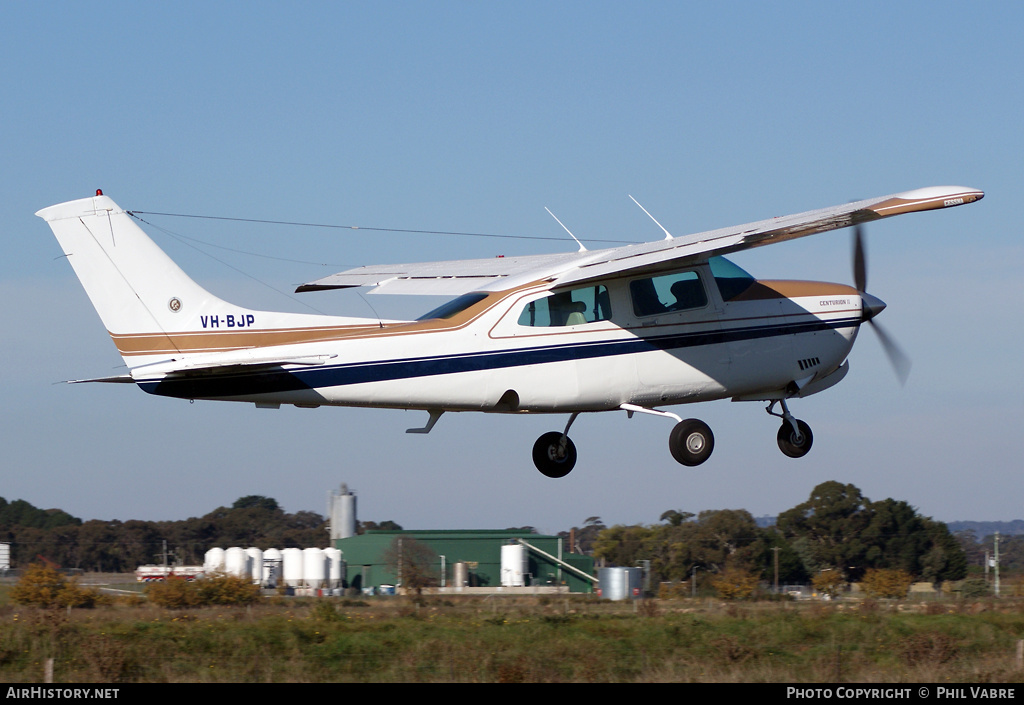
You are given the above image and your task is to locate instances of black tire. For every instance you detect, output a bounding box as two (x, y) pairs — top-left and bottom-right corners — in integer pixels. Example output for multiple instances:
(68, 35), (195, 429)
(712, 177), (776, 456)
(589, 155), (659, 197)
(669, 419), (715, 466)
(777, 419), (813, 458)
(532, 431), (577, 478)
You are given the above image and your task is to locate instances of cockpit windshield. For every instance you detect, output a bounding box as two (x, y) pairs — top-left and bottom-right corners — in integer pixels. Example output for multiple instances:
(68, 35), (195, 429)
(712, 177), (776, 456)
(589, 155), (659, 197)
(708, 256), (755, 301)
(416, 293), (489, 321)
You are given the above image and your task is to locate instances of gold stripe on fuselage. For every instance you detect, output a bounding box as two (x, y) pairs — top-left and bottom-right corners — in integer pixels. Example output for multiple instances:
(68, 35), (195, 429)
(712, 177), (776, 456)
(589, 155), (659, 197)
(109, 290), (512, 358)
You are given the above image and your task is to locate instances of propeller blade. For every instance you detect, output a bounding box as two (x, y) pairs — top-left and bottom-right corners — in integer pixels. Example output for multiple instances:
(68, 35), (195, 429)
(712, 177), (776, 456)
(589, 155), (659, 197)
(852, 224), (867, 293)
(868, 319), (911, 386)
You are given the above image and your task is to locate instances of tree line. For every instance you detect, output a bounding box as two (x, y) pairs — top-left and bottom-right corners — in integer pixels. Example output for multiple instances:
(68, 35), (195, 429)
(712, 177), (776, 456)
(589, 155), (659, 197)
(0, 483), (1016, 584)
(560, 481), (1013, 587)
(0, 495), (336, 572)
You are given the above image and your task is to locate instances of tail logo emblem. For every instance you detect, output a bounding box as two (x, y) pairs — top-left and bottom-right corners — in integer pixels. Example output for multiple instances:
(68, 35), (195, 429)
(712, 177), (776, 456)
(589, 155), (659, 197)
(168, 297), (182, 313)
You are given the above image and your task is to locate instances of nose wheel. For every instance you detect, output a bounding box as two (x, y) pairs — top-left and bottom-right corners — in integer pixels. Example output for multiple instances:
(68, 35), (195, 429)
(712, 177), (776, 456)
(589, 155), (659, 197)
(767, 399), (813, 458)
(777, 418), (813, 458)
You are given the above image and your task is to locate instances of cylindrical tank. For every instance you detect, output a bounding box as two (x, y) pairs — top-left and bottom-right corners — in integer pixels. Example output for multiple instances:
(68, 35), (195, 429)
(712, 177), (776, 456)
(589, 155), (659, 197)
(303, 547), (327, 589)
(329, 484), (358, 540)
(598, 567), (643, 600)
(225, 547), (249, 578)
(282, 548), (303, 587)
(500, 544), (528, 587)
(324, 547), (344, 588)
(204, 547), (225, 575)
(263, 548), (283, 588)
(246, 547), (264, 585)
(452, 562), (469, 588)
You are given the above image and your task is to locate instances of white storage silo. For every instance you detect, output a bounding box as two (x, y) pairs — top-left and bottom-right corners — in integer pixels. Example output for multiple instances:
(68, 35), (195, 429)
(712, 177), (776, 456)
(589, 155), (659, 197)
(324, 547), (344, 588)
(204, 547), (225, 574)
(246, 547), (264, 585)
(303, 547), (327, 589)
(500, 544), (528, 587)
(263, 548), (283, 588)
(328, 484), (358, 540)
(282, 547), (303, 587)
(225, 547), (249, 578)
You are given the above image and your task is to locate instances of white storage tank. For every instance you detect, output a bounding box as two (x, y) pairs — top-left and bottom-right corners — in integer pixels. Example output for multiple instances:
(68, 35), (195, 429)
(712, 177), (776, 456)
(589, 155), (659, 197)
(597, 567), (643, 600)
(225, 547), (249, 578)
(246, 547), (264, 585)
(453, 562), (469, 588)
(324, 547), (344, 588)
(282, 548), (304, 587)
(500, 544), (528, 587)
(303, 547), (327, 589)
(262, 548), (283, 588)
(204, 547), (226, 575)
(329, 484), (358, 540)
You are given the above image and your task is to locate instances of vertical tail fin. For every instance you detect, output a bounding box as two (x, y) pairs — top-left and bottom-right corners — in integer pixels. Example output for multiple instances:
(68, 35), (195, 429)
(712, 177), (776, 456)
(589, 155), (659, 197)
(36, 193), (230, 342)
(37, 193), (371, 369)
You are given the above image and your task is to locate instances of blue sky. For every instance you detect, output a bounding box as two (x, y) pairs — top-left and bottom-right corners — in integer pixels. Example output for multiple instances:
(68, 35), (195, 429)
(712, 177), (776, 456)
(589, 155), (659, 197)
(2, 2), (1021, 532)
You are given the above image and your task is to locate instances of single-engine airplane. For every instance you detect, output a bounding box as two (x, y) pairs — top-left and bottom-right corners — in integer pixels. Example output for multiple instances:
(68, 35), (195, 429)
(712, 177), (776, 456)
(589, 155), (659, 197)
(37, 186), (983, 477)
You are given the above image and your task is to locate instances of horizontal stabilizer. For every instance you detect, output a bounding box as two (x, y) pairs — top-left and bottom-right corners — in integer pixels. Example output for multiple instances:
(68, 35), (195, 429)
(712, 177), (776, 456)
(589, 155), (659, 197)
(133, 352), (338, 378)
(67, 374), (136, 384)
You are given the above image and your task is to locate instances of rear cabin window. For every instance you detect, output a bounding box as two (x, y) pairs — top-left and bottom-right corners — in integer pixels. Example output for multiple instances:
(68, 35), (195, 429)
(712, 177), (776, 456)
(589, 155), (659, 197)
(517, 285), (612, 327)
(629, 271), (707, 317)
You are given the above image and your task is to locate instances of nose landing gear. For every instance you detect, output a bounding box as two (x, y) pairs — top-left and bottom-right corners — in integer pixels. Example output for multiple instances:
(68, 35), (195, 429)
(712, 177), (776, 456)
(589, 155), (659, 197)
(767, 399), (813, 458)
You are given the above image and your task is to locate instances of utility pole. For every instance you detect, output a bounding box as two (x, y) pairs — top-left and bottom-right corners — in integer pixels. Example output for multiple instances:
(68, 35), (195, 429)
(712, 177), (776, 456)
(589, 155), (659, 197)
(995, 532), (1001, 597)
(772, 547), (780, 595)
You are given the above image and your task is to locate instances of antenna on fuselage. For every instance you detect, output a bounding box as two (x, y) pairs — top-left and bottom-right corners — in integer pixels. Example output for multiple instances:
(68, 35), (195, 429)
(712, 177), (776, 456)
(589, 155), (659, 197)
(629, 195), (673, 240)
(544, 207), (587, 252)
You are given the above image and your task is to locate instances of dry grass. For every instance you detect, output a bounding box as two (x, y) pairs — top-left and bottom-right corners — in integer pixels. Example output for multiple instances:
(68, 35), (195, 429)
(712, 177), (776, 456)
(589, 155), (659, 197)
(0, 589), (1022, 682)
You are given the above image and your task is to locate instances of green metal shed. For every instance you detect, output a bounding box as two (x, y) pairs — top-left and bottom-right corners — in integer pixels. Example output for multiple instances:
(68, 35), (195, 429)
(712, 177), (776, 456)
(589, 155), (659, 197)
(335, 529), (595, 594)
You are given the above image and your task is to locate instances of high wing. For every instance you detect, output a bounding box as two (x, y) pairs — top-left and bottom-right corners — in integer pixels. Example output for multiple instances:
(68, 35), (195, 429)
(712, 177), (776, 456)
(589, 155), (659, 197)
(295, 250), (597, 295)
(298, 186), (983, 295)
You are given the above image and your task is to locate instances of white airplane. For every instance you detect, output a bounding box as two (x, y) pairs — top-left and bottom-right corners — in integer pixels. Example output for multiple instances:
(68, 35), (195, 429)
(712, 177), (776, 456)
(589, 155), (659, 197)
(37, 185), (983, 477)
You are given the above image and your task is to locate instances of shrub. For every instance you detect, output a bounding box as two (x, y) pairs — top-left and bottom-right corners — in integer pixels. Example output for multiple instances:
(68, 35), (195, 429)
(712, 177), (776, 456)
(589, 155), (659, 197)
(811, 570), (844, 599)
(710, 567), (759, 600)
(9, 563), (106, 608)
(958, 577), (990, 599)
(144, 576), (200, 608)
(860, 568), (914, 599)
(145, 572), (261, 608)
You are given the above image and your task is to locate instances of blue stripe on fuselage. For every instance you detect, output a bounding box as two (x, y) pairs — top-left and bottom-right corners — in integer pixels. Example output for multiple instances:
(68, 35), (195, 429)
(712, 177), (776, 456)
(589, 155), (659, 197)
(137, 316), (860, 399)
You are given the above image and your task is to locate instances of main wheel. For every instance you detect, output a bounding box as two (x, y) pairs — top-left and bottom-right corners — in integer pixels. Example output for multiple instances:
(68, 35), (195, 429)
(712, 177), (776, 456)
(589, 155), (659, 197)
(532, 431), (577, 478)
(669, 419), (715, 466)
(777, 419), (813, 458)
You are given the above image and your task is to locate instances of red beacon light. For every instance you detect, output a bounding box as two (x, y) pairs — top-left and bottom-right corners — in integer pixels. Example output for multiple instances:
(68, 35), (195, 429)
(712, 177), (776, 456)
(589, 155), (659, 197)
(96, 189), (103, 196)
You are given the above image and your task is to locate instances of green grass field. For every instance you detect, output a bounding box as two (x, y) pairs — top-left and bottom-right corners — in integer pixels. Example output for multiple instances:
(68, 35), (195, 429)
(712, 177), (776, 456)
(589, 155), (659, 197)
(1, 585), (1023, 683)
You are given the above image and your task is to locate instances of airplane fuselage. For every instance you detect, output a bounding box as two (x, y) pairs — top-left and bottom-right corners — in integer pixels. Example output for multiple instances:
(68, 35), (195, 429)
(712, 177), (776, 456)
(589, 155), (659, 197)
(129, 261), (862, 414)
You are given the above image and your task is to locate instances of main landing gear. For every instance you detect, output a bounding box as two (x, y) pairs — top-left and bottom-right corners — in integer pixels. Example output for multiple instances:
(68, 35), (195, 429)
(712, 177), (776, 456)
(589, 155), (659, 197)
(531, 398), (815, 477)
(532, 413), (580, 478)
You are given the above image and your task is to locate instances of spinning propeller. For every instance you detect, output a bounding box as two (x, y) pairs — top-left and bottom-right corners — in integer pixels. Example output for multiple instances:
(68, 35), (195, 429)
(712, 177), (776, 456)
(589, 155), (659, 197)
(852, 224), (911, 385)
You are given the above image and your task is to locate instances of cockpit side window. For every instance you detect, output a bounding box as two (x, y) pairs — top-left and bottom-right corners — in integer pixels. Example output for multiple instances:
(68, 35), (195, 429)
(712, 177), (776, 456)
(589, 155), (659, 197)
(517, 285), (612, 327)
(630, 270), (707, 317)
